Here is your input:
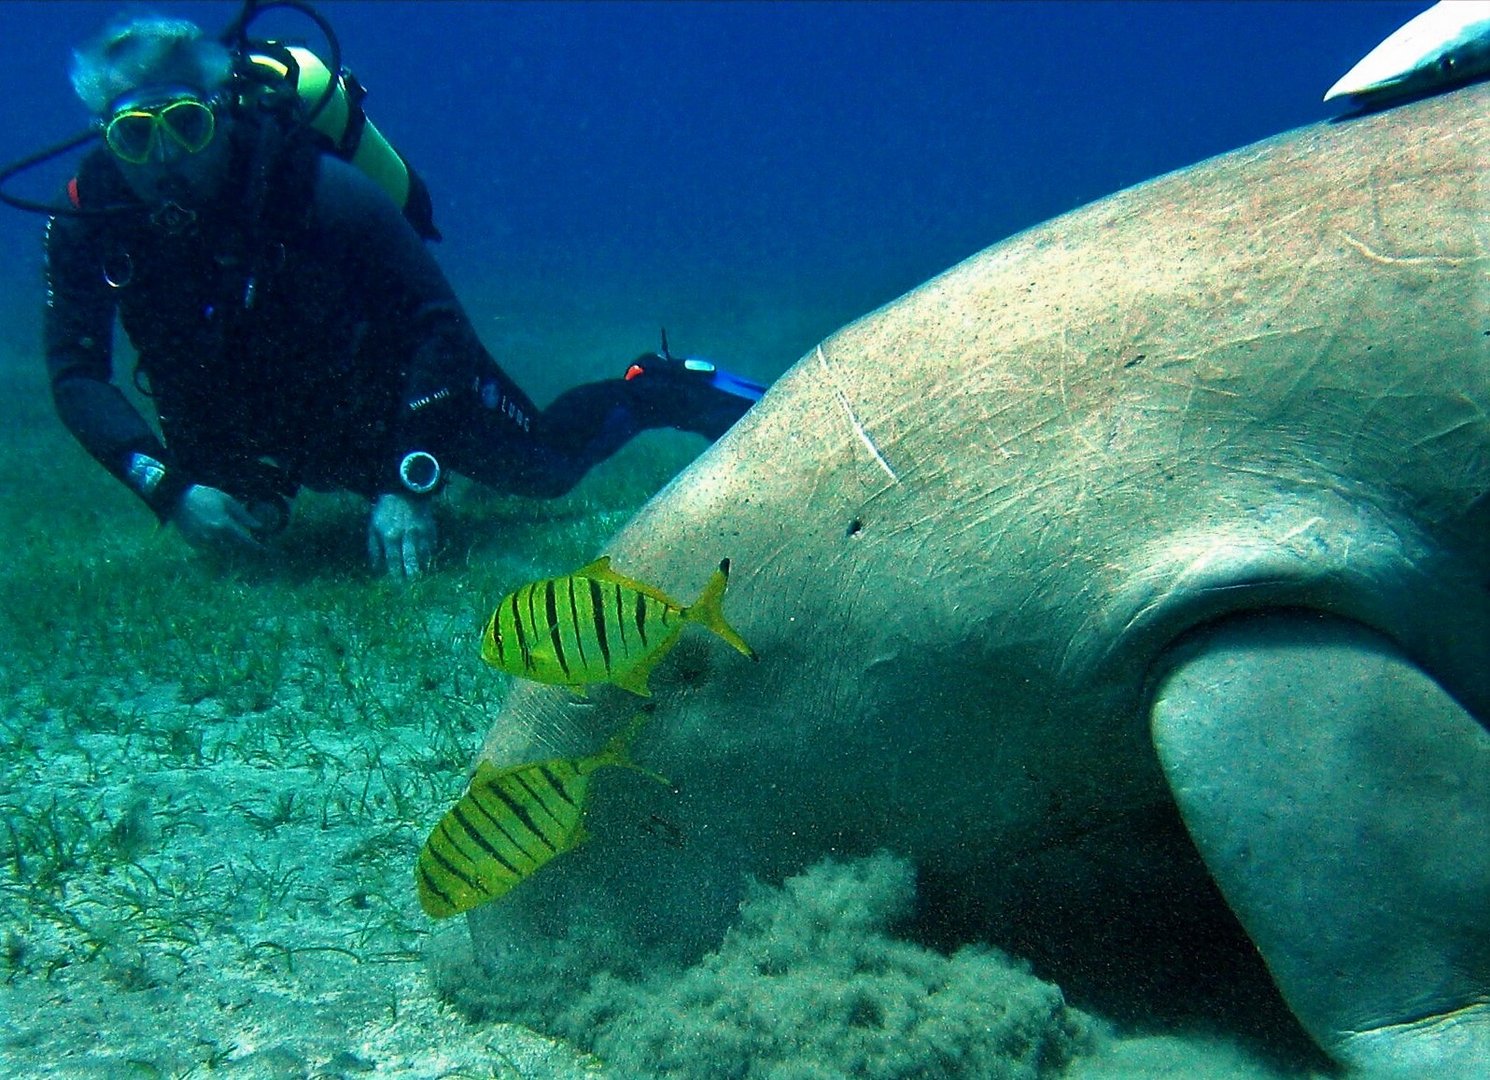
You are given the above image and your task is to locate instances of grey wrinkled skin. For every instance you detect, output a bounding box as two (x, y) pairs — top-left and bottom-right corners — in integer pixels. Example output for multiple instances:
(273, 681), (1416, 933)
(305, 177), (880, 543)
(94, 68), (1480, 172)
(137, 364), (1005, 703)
(466, 83), (1490, 1075)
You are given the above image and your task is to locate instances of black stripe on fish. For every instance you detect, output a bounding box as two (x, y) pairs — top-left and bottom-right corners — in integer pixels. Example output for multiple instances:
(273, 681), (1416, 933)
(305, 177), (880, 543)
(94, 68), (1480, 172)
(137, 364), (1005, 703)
(416, 861), (458, 912)
(492, 779), (559, 853)
(468, 784), (540, 863)
(567, 576), (589, 670)
(513, 771), (568, 831)
(527, 580), (545, 658)
(614, 583), (628, 654)
(540, 763), (578, 806)
(432, 820), (486, 884)
(510, 590), (531, 672)
(636, 592), (648, 646)
(525, 584), (540, 670)
(450, 804), (524, 877)
(424, 829), (483, 892)
(545, 580), (569, 676)
(590, 578), (611, 671)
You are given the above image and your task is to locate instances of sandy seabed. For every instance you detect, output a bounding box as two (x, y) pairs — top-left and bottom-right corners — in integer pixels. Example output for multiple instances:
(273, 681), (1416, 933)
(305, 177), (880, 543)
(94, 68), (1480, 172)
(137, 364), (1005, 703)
(0, 335), (1328, 1080)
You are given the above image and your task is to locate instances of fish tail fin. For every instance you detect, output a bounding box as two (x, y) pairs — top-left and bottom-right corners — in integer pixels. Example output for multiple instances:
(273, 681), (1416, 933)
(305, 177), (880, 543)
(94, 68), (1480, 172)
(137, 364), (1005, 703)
(683, 559), (758, 661)
(589, 712), (671, 788)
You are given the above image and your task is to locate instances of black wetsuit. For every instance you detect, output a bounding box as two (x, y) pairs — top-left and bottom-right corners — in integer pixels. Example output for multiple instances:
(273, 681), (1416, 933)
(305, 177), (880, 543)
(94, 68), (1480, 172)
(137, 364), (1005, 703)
(44, 114), (750, 526)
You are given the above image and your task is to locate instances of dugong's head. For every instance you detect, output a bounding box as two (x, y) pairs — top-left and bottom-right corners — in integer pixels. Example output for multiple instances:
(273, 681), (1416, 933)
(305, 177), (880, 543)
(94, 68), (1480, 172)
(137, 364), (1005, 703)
(462, 82), (1490, 1072)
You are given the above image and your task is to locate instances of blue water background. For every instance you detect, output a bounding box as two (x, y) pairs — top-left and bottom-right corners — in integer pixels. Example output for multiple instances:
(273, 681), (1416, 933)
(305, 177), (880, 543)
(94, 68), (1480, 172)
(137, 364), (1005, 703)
(0, 0), (1426, 396)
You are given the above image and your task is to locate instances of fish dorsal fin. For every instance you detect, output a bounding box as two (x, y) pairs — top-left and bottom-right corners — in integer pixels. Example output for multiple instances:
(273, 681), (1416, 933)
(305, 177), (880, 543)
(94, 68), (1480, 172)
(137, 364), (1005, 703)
(575, 555), (684, 610)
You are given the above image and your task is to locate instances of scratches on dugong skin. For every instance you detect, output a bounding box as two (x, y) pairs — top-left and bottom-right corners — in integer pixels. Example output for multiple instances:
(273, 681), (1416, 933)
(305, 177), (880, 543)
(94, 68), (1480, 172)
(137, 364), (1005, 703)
(1338, 231), (1474, 269)
(818, 344), (900, 484)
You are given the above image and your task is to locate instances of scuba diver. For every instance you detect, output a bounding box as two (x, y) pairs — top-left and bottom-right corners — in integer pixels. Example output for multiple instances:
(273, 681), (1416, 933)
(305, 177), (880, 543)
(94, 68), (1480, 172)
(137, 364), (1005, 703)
(28, 9), (764, 578)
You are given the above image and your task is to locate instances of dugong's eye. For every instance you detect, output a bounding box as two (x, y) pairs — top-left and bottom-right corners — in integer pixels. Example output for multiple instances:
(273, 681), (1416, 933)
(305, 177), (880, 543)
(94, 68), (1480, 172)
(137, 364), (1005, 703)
(1439, 55), (1457, 75)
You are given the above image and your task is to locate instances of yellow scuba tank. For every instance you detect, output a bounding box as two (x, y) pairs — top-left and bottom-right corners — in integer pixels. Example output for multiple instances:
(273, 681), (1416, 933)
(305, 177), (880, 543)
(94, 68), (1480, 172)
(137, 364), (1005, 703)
(244, 44), (440, 240)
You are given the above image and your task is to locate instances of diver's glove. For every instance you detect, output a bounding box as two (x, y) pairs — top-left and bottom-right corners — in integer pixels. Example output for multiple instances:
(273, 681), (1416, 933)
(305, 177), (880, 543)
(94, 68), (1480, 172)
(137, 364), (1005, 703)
(368, 492), (437, 579)
(171, 484), (270, 553)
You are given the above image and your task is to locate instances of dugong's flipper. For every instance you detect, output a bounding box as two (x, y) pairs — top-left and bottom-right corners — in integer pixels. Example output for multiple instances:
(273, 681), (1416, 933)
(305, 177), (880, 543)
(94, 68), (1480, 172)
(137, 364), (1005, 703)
(1150, 613), (1490, 1075)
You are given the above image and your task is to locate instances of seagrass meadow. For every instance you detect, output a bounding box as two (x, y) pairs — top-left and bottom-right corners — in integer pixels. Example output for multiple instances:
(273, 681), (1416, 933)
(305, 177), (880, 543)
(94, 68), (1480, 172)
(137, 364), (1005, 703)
(1, 344), (1333, 1080)
(0, 351), (696, 1078)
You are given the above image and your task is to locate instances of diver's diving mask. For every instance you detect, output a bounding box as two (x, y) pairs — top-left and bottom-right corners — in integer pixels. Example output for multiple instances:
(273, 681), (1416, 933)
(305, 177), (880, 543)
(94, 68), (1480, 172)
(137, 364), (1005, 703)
(101, 88), (217, 165)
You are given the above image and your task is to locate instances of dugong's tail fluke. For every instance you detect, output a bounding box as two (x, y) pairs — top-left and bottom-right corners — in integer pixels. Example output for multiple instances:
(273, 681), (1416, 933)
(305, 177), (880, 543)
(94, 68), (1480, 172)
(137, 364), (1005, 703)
(684, 559), (759, 662)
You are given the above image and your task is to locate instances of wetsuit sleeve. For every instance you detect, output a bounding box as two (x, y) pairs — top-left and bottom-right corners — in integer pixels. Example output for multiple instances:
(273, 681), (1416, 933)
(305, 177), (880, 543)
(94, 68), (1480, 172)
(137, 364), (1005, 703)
(312, 158), (480, 496)
(43, 212), (192, 521)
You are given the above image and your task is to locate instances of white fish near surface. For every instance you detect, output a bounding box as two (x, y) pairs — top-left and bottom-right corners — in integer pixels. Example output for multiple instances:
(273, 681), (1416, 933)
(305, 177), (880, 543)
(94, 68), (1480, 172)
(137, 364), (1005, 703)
(1324, 0), (1490, 101)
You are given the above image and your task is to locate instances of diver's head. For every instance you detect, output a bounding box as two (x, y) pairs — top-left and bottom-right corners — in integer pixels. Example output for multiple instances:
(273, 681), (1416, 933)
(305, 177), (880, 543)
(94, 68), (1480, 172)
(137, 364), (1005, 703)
(71, 15), (235, 208)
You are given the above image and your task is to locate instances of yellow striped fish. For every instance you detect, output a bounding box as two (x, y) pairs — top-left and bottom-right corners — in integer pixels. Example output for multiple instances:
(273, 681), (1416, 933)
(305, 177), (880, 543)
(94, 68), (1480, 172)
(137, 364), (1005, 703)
(416, 715), (666, 919)
(481, 556), (757, 697)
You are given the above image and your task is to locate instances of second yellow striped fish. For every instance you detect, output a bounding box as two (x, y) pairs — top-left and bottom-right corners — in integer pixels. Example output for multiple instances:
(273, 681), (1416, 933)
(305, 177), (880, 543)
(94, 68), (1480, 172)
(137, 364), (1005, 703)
(481, 556), (757, 696)
(415, 714), (665, 918)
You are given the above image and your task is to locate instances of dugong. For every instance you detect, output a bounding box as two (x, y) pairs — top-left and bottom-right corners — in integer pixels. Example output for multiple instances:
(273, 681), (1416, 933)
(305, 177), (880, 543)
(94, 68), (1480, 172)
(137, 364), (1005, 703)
(466, 83), (1490, 1074)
